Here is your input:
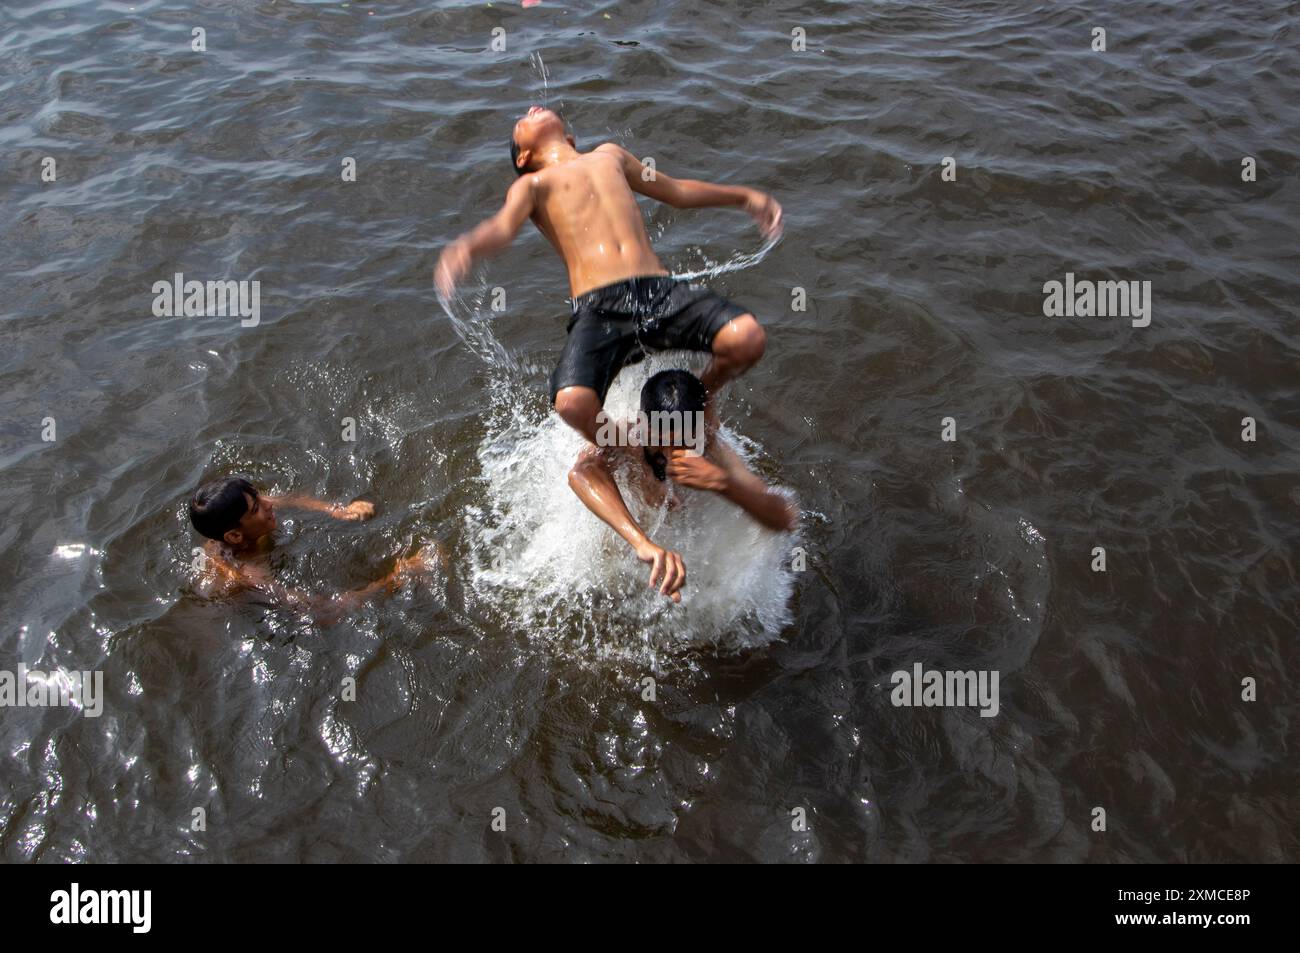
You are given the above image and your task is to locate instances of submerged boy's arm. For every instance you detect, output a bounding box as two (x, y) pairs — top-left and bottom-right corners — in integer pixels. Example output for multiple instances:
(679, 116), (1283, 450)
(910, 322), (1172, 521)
(568, 446), (686, 602)
(211, 560), (322, 615)
(214, 547), (439, 622)
(435, 177), (537, 299)
(598, 143), (783, 238)
(266, 494), (376, 521)
(667, 444), (798, 532)
(332, 545), (443, 613)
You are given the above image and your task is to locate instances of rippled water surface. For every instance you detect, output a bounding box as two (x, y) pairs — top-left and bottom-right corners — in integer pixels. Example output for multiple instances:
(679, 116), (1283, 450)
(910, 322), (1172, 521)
(1, 0), (1296, 862)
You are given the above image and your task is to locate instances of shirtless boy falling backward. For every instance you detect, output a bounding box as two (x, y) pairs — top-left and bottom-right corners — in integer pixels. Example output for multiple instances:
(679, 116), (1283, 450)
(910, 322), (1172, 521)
(434, 105), (782, 444)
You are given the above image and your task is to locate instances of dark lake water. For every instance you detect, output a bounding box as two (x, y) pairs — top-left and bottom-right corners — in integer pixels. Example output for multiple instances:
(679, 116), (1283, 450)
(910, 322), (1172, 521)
(1, 0), (1296, 862)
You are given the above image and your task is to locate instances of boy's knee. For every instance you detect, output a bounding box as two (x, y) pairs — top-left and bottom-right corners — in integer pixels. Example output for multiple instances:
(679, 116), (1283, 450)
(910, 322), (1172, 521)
(730, 315), (766, 366)
(566, 461), (585, 493)
(554, 386), (600, 432)
(567, 453), (597, 492)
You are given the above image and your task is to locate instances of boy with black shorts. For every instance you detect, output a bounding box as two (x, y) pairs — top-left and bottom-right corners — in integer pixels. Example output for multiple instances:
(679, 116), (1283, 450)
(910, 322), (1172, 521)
(435, 106), (781, 445)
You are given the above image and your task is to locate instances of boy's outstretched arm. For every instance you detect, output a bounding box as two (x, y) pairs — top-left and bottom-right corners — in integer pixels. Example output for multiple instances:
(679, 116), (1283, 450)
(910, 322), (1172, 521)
(598, 143), (783, 238)
(332, 545), (443, 614)
(666, 444), (798, 532)
(266, 494), (375, 521)
(568, 446), (686, 602)
(435, 177), (536, 299)
(211, 546), (441, 623)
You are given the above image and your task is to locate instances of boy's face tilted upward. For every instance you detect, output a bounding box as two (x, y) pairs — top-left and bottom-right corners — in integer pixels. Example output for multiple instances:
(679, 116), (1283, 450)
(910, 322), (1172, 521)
(510, 106), (571, 174)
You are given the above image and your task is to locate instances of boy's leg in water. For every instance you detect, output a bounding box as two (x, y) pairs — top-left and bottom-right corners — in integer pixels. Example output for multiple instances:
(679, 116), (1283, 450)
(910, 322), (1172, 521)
(700, 313), (766, 403)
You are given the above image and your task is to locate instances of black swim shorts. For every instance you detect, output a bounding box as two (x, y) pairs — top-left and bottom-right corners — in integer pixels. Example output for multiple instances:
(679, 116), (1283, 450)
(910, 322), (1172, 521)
(549, 274), (749, 404)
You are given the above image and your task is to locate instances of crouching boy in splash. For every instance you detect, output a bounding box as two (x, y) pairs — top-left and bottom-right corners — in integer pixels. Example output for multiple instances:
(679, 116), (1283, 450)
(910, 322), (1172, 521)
(567, 370), (797, 603)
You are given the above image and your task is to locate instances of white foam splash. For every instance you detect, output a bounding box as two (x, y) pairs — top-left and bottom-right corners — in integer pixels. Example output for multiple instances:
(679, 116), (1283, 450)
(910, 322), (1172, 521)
(464, 352), (798, 668)
(671, 233), (782, 282)
(529, 51), (551, 108)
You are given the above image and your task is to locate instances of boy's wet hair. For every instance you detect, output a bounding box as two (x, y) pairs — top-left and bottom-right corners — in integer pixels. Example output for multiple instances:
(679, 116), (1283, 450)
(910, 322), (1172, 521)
(640, 371), (706, 481)
(641, 369), (707, 418)
(510, 137), (526, 176)
(189, 476), (258, 541)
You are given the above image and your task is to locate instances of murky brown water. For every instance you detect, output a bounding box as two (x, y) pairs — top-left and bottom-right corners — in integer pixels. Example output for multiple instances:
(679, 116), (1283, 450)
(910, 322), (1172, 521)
(1, 0), (1296, 862)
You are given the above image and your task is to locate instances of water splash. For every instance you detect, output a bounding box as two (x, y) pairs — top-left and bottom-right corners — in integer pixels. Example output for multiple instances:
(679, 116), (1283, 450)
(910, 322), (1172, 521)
(464, 351), (798, 670)
(528, 52), (550, 108)
(437, 275), (520, 384)
(527, 49), (567, 129)
(671, 233), (782, 282)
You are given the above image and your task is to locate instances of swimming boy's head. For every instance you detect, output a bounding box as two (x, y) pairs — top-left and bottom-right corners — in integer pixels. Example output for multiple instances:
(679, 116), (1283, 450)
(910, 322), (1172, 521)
(639, 370), (708, 479)
(189, 476), (276, 548)
(509, 105), (572, 176)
